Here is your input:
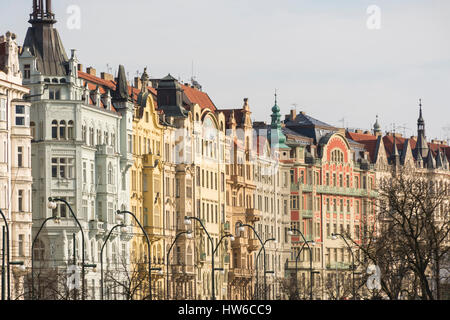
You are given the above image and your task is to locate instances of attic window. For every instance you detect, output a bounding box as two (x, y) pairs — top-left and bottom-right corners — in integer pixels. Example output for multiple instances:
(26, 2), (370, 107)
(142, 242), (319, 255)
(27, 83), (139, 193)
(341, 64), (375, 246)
(24, 64), (30, 79)
(60, 79), (66, 84)
(52, 78), (58, 83)
(44, 78), (51, 83)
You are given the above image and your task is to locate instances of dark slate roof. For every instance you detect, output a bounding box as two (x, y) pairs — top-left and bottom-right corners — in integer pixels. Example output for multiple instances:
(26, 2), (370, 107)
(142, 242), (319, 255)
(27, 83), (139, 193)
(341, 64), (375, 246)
(22, 23), (69, 76)
(284, 112), (336, 129)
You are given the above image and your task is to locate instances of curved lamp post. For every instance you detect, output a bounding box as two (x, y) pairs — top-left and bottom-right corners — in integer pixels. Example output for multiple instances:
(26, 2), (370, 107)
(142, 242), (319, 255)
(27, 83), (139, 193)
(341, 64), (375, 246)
(212, 233), (234, 299)
(288, 228), (315, 300)
(166, 230), (193, 300)
(254, 238), (276, 299)
(185, 216), (220, 300)
(238, 223), (267, 299)
(331, 233), (355, 300)
(0, 209), (10, 300)
(48, 197), (86, 300)
(31, 215), (60, 300)
(101, 223), (126, 300)
(117, 210), (154, 300)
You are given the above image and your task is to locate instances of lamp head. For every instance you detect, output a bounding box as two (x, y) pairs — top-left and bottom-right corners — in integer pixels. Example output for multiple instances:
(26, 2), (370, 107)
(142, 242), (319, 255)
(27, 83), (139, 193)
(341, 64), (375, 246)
(288, 230), (294, 236)
(116, 210), (124, 215)
(230, 235), (235, 242)
(186, 230), (193, 239)
(184, 217), (192, 225)
(331, 233), (338, 240)
(309, 241), (316, 247)
(47, 200), (57, 210)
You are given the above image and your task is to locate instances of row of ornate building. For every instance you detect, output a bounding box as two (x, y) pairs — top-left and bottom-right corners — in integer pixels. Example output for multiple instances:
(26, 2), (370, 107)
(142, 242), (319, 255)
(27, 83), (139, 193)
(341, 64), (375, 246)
(0, 0), (448, 300)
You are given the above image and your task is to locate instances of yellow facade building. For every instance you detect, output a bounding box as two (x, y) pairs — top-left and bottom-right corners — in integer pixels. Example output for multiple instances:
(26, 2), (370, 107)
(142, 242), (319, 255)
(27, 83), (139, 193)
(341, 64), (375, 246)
(129, 69), (165, 299)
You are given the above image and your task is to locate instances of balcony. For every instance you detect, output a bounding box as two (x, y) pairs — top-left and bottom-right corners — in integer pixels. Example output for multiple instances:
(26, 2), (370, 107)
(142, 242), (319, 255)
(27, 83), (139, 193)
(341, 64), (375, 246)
(229, 268), (253, 280)
(316, 186), (378, 198)
(89, 220), (105, 234)
(96, 144), (115, 156)
(245, 208), (261, 222)
(301, 210), (313, 219)
(171, 264), (195, 275)
(231, 237), (247, 248)
(326, 262), (353, 270)
(248, 239), (260, 252)
(145, 226), (164, 241)
(231, 174), (245, 186)
(291, 182), (300, 191)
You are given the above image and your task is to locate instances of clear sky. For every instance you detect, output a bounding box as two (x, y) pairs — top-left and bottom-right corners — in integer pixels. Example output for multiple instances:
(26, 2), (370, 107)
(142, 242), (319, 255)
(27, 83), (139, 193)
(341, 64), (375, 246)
(3, 0), (450, 141)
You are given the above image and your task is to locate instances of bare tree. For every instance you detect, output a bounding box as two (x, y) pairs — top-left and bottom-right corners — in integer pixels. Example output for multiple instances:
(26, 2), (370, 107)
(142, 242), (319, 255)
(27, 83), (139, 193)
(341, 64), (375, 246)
(348, 168), (450, 300)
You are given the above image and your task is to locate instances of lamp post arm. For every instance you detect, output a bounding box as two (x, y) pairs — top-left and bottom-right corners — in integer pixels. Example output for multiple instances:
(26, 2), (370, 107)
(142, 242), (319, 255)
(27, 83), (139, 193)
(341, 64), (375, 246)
(213, 234), (232, 256)
(31, 216), (55, 300)
(167, 231), (190, 300)
(101, 224), (123, 300)
(118, 210), (152, 300)
(0, 209), (10, 300)
(50, 197), (86, 300)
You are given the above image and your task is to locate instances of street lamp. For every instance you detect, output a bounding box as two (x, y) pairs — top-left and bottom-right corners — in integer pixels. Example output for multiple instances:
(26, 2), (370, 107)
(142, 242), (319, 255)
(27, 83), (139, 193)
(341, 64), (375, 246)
(101, 223), (126, 300)
(331, 233), (356, 300)
(212, 233), (234, 299)
(31, 215), (60, 300)
(288, 228), (315, 300)
(166, 230), (193, 300)
(117, 210), (153, 300)
(254, 238), (276, 299)
(184, 216), (219, 300)
(0, 208), (10, 300)
(238, 222), (268, 299)
(49, 197), (87, 300)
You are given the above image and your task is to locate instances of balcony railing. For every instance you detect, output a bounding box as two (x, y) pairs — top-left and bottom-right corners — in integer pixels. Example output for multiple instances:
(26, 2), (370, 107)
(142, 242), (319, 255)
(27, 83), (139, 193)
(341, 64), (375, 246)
(301, 210), (313, 218)
(245, 208), (261, 222)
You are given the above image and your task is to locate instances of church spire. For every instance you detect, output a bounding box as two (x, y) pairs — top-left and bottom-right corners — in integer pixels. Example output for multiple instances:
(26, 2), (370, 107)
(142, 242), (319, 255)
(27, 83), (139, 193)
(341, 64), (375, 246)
(415, 98), (429, 159)
(373, 115), (381, 135)
(269, 90), (289, 151)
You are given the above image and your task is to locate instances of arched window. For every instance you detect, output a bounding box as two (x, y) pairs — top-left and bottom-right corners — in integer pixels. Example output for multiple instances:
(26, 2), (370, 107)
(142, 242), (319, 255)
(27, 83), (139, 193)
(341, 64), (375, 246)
(30, 122), (36, 140)
(68, 120), (74, 139)
(108, 163), (114, 185)
(82, 125), (87, 143)
(51, 120), (58, 139)
(59, 120), (66, 139)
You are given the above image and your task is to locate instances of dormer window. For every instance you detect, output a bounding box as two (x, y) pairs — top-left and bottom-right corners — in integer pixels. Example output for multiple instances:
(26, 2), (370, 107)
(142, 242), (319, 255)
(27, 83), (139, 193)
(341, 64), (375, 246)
(24, 64), (31, 79)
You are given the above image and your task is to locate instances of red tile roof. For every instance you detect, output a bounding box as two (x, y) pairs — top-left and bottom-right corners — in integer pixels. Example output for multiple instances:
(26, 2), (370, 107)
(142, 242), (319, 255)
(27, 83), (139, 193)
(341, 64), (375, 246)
(79, 71), (158, 112)
(345, 131), (378, 162)
(181, 84), (216, 111)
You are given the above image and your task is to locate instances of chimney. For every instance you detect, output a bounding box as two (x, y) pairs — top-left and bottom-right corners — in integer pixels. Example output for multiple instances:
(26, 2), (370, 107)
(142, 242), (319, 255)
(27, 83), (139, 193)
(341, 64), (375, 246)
(101, 72), (114, 81)
(290, 109), (296, 121)
(86, 67), (96, 76)
(77, 64), (83, 72)
(134, 77), (142, 90)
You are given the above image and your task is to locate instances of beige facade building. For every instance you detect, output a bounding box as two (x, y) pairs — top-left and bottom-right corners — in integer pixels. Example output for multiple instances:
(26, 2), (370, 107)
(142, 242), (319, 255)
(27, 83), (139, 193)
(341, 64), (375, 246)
(0, 31), (32, 299)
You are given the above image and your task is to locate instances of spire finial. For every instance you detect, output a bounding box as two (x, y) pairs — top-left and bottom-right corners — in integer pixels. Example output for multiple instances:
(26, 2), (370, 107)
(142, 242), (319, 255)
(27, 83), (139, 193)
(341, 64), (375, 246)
(274, 89), (277, 105)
